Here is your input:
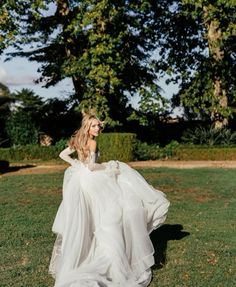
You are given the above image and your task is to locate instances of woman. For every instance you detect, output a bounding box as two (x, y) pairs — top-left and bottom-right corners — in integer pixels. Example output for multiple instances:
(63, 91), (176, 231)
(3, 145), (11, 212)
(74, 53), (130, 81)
(49, 111), (170, 287)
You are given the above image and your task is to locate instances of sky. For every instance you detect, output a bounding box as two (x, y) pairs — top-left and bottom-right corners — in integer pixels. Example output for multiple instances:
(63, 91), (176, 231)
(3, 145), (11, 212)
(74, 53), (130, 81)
(0, 50), (74, 100)
(0, 3), (75, 100)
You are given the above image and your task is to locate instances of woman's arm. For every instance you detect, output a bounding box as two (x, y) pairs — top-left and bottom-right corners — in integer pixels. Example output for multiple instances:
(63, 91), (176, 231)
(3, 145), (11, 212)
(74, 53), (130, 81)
(87, 152), (106, 171)
(59, 147), (77, 166)
(86, 142), (119, 176)
(86, 139), (106, 171)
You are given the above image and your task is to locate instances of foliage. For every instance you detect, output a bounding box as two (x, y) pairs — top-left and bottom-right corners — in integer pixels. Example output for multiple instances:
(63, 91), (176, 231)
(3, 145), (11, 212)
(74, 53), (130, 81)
(97, 133), (136, 162)
(181, 126), (236, 146)
(133, 140), (179, 160)
(174, 145), (236, 160)
(0, 82), (12, 146)
(133, 141), (236, 161)
(128, 84), (170, 126)
(133, 141), (161, 160)
(40, 97), (80, 141)
(0, 133), (136, 162)
(1, 169), (236, 286)
(11, 88), (44, 113)
(155, 0), (236, 125)
(54, 133), (137, 162)
(0, 0), (168, 125)
(0, 145), (60, 161)
(162, 140), (180, 158)
(54, 139), (68, 151)
(0, 82), (11, 105)
(3, 88), (79, 145)
(4, 89), (43, 146)
(5, 112), (39, 146)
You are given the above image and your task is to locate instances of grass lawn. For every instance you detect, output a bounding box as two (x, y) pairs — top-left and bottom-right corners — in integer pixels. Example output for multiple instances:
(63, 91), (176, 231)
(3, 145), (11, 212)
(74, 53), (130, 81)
(0, 168), (236, 287)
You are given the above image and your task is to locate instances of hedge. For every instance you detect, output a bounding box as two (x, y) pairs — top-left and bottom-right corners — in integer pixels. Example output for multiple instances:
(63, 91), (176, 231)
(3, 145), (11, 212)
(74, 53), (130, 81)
(2, 138), (236, 163)
(173, 146), (236, 161)
(0, 145), (60, 162)
(0, 133), (136, 163)
(133, 143), (236, 161)
(98, 133), (136, 162)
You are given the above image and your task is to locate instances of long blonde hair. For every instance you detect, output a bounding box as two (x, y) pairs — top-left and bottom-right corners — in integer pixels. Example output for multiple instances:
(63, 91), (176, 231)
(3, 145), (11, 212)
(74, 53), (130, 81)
(68, 111), (101, 161)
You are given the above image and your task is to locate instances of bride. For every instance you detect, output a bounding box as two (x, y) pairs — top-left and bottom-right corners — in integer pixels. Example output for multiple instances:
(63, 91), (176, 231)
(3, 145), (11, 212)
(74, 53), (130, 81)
(49, 111), (170, 287)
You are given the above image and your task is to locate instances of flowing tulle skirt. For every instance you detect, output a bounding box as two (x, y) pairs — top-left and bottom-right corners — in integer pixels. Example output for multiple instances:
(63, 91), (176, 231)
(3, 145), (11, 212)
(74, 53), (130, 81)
(49, 161), (170, 287)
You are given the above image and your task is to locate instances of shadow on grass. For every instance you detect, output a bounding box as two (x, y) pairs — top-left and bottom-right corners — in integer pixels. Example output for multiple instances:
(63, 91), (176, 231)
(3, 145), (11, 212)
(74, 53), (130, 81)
(151, 224), (190, 269)
(0, 160), (36, 174)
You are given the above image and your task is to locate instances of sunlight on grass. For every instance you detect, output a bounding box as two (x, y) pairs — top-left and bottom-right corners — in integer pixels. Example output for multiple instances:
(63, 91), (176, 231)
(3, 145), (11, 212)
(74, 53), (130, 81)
(1, 168), (236, 286)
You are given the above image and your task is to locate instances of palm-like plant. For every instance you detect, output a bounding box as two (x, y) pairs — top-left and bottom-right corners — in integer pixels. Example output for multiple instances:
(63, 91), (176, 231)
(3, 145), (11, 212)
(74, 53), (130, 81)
(181, 126), (236, 146)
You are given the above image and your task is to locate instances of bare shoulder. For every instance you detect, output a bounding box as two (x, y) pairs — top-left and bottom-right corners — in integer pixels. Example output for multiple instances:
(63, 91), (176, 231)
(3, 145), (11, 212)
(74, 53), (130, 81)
(87, 139), (97, 152)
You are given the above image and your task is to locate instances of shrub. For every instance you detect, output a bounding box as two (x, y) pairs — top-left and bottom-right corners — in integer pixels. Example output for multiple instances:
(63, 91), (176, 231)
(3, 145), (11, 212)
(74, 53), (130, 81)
(0, 133), (136, 162)
(54, 139), (68, 150)
(5, 112), (38, 146)
(0, 145), (59, 161)
(133, 140), (180, 160)
(181, 126), (236, 146)
(98, 133), (136, 162)
(174, 146), (236, 160)
(133, 141), (161, 160)
(162, 140), (179, 158)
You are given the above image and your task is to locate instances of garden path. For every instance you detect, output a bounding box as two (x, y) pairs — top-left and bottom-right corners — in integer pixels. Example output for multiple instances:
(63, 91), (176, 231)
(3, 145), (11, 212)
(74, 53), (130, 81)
(2, 160), (236, 177)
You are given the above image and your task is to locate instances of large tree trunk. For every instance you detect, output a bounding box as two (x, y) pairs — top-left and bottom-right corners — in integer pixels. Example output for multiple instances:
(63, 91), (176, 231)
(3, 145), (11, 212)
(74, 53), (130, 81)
(56, 0), (84, 101)
(203, 6), (228, 128)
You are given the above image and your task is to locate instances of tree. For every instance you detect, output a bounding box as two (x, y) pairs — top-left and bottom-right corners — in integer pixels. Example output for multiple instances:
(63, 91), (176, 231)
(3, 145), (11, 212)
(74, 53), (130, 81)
(0, 82), (12, 146)
(0, 82), (11, 108)
(5, 112), (39, 146)
(154, 0), (236, 127)
(5, 88), (44, 146)
(40, 97), (80, 141)
(0, 0), (168, 126)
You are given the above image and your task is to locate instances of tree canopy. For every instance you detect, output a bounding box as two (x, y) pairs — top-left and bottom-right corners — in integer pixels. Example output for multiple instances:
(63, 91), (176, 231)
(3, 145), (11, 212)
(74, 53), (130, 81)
(154, 0), (236, 127)
(0, 0), (167, 125)
(0, 0), (235, 127)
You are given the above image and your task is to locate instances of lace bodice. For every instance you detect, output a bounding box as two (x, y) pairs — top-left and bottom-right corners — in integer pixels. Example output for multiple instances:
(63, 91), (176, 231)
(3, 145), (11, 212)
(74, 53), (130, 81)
(84, 150), (100, 164)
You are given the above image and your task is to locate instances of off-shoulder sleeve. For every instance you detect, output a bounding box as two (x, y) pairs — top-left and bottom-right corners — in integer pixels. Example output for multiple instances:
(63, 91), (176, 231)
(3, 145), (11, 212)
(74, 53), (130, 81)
(59, 147), (77, 166)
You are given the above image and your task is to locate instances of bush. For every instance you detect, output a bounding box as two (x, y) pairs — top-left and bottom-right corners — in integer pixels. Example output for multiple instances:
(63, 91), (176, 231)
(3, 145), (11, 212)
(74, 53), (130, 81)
(133, 140), (180, 160)
(98, 133), (136, 162)
(0, 145), (60, 161)
(162, 140), (179, 159)
(54, 139), (68, 150)
(5, 112), (38, 146)
(181, 126), (236, 146)
(133, 141), (161, 160)
(4, 133), (236, 162)
(0, 133), (136, 162)
(174, 145), (236, 160)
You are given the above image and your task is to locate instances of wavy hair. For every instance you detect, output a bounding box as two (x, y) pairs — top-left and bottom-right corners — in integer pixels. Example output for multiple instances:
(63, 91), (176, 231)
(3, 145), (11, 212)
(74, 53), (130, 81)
(68, 111), (102, 161)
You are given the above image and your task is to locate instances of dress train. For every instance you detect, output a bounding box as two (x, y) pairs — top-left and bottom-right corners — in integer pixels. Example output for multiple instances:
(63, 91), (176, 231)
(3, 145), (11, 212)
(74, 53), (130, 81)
(49, 156), (170, 287)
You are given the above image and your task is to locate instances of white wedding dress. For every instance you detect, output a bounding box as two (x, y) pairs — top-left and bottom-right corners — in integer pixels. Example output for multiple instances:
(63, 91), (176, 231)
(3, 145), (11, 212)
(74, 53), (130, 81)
(49, 147), (170, 287)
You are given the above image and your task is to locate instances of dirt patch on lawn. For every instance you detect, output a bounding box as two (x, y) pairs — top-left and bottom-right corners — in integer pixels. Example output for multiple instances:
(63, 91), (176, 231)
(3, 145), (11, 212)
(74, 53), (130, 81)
(1, 164), (66, 176)
(130, 160), (236, 169)
(1, 160), (236, 177)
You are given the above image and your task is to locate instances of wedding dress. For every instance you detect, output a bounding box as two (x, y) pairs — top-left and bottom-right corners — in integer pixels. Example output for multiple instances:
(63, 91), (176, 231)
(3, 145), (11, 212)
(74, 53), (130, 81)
(49, 147), (170, 287)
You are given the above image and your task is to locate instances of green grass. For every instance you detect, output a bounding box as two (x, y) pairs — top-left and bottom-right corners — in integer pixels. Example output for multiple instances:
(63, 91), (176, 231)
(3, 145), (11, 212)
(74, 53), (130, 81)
(1, 168), (236, 287)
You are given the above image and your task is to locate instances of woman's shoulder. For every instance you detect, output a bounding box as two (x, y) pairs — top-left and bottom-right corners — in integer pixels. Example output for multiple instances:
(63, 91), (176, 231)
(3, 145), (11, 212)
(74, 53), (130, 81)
(87, 139), (97, 152)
